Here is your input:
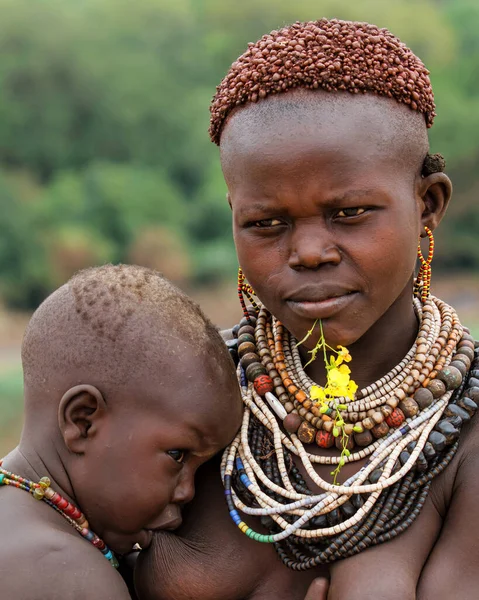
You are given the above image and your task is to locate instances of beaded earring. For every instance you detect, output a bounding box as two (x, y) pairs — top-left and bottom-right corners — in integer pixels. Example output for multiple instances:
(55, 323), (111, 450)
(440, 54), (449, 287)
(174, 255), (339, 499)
(237, 267), (259, 321)
(414, 226), (434, 303)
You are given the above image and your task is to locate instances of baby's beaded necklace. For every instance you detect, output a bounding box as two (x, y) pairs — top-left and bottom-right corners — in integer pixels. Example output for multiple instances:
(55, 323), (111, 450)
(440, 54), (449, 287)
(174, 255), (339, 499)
(0, 461), (119, 568)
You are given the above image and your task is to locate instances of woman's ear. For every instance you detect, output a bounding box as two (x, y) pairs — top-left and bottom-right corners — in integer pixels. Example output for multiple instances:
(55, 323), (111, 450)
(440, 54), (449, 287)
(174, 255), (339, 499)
(58, 384), (107, 454)
(418, 172), (452, 234)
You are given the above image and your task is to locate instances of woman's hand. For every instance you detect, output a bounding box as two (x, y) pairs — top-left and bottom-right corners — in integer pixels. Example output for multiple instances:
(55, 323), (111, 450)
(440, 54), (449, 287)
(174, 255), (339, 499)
(304, 578), (329, 600)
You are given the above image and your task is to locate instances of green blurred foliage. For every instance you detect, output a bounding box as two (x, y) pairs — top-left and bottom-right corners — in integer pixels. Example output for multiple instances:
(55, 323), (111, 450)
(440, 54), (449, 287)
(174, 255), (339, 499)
(0, 0), (477, 308)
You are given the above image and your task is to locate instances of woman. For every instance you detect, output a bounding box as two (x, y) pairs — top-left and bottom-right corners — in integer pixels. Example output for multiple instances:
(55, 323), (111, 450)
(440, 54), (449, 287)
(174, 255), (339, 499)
(135, 18), (479, 600)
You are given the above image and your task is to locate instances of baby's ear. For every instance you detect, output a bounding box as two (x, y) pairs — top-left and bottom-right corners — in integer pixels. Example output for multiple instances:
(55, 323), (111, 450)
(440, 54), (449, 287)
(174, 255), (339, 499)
(58, 384), (107, 453)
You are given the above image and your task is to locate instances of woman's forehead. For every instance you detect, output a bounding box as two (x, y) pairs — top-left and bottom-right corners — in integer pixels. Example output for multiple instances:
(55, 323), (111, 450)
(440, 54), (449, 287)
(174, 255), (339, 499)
(221, 90), (428, 182)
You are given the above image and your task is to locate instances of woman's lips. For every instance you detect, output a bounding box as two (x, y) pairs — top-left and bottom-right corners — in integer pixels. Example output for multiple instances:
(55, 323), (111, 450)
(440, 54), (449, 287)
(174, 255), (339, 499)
(286, 292), (358, 319)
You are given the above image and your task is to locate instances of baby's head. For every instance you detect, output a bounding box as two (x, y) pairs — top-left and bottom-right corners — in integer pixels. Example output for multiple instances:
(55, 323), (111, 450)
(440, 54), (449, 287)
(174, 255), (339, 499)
(20, 264), (242, 554)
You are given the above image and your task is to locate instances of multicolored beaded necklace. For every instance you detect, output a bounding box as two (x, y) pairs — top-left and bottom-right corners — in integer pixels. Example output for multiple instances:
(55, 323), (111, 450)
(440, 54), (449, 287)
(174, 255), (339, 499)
(223, 294), (479, 569)
(0, 461), (119, 568)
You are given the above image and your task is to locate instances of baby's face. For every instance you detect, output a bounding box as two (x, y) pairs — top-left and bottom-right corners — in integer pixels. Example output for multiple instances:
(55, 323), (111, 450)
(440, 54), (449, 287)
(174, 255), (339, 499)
(72, 342), (242, 555)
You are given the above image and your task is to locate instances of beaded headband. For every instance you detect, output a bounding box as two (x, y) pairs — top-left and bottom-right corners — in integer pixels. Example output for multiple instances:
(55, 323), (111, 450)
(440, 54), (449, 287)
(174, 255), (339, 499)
(209, 18), (436, 145)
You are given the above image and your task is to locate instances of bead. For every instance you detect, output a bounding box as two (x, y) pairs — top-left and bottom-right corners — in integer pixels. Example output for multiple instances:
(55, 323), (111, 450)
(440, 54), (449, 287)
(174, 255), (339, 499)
(297, 421), (316, 444)
(450, 361), (467, 377)
(436, 366), (463, 391)
(335, 435), (354, 451)
(341, 501), (355, 519)
(385, 408), (405, 428)
(445, 404), (470, 424)
(458, 396), (478, 416)
(254, 374), (274, 395)
(426, 379), (446, 398)
(326, 509), (340, 526)
(466, 387), (479, 403)
(456, 346), (475, 361)
(57, 497), (69, 510)
(372, 421), (390, 439)
(380, 405), (393, 418)
(354, 429), (373, 447)
(232, 324), (240, 338)
(422, 442), (436, 460)
(446, 415), (462, 429)
(351, 494), (365, 509)
(362, 417), (375, 430)
(239, 316), (256, 328)
(238, 325), (255, 337)
(399, 398), (419, 418)
(372, 412), (383, 424)
(245, 363), (266, 382)
(315, 430), (334, 448)
(309, 515), (328, 529)
(385, 397), (399, 408)
(399, 451), (410, 466)
(240, 352), (261, 368)
(237, 334), (256, 346)
(39, 477), (51, 489)
(33, 487), (45, 500)
(323, 420), (334, 433)
(428, 430), (447, 452)
(452, 354), (471, 369)
(283, 413), (302, 433)
(369, 469), (382, 484)
(414, 388), (434, 409)
(435, 420), (459, 444)
(238, 341), (256, 356)
(416, 452), (428, 472)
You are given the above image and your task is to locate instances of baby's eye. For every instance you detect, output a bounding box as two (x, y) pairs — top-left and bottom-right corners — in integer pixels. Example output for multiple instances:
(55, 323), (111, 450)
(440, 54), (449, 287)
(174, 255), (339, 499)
(252, 218), (283, 227)
(336, 207), (366, 218)
(167, 450), (186, 464)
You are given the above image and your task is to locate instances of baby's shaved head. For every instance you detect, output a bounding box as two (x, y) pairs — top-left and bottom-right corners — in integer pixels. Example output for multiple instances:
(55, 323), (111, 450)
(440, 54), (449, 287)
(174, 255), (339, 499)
(22, 264), (233, 408)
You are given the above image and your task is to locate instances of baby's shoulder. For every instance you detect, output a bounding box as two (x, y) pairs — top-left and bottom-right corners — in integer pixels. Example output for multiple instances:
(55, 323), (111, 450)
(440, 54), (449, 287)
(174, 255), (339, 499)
(0, 501), (129, 599)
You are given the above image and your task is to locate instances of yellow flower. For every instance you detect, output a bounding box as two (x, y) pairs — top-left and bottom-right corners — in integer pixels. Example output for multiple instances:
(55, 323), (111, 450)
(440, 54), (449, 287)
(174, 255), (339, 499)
(337, 345), (352, 363)
(347, 380), (358, 398)
(310, 385), (327, 403)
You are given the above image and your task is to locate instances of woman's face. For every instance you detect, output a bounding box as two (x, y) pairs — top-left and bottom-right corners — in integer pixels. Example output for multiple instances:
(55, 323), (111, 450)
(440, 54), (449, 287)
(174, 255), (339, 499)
(221, 92), (429, 349)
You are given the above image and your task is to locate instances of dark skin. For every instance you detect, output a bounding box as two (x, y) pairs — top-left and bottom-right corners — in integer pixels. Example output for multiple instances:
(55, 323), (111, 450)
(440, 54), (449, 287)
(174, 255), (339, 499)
(135, 91), (479, 600)
(0, 306), (242, 600)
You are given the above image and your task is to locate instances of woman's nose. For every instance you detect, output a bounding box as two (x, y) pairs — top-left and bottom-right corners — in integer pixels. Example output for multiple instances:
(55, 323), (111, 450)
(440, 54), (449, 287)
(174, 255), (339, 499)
(288, 224), (341, 270)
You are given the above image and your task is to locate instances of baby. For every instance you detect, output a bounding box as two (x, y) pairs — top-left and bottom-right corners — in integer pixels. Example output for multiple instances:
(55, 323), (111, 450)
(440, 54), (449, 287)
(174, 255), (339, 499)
(0, 264), (242, 599)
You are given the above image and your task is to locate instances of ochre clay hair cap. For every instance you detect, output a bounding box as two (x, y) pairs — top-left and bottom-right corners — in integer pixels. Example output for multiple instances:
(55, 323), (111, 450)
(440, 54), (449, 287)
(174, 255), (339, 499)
(209, 18), (435, 145)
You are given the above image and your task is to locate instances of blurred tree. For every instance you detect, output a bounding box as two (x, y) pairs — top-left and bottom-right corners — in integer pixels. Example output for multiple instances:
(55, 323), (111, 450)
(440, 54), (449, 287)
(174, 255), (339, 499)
(128, 225), (191, 285)
(0, 0), (478, 307)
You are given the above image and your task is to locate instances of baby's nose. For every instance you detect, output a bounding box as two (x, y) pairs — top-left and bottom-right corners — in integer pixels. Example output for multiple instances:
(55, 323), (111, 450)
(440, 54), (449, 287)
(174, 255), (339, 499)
(172, 474), (195, 505)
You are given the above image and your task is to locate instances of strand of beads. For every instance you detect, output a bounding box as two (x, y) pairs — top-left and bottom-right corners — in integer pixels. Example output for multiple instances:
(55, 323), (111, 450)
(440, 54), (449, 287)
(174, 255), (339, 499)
(222, 297), (478, 568)
(0, 463), (119, 568)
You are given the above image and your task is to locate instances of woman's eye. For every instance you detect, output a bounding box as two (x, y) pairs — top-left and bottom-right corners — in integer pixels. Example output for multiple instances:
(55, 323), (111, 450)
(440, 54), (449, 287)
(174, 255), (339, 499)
(336, 207), (366, 218)
(252, 218), (283, 228)
(167, 450), (186, 464)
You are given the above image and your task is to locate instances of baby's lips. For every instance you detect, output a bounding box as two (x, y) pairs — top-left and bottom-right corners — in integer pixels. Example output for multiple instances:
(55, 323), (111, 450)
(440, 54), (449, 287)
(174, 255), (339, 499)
(148, 504), (183, 531)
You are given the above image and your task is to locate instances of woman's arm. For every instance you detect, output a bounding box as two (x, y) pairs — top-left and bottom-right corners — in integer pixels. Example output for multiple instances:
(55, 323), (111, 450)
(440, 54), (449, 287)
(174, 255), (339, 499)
(417, 436), (479, 599)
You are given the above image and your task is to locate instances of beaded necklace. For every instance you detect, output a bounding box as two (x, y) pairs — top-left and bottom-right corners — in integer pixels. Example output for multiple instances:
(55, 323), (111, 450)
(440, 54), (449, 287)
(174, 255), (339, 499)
(223, 296), (479, 569)
(0, 461), (119, 568)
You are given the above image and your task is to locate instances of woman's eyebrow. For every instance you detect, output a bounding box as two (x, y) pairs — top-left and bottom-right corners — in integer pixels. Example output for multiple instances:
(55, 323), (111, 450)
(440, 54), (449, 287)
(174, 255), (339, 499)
(235, 202), (279, 216)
